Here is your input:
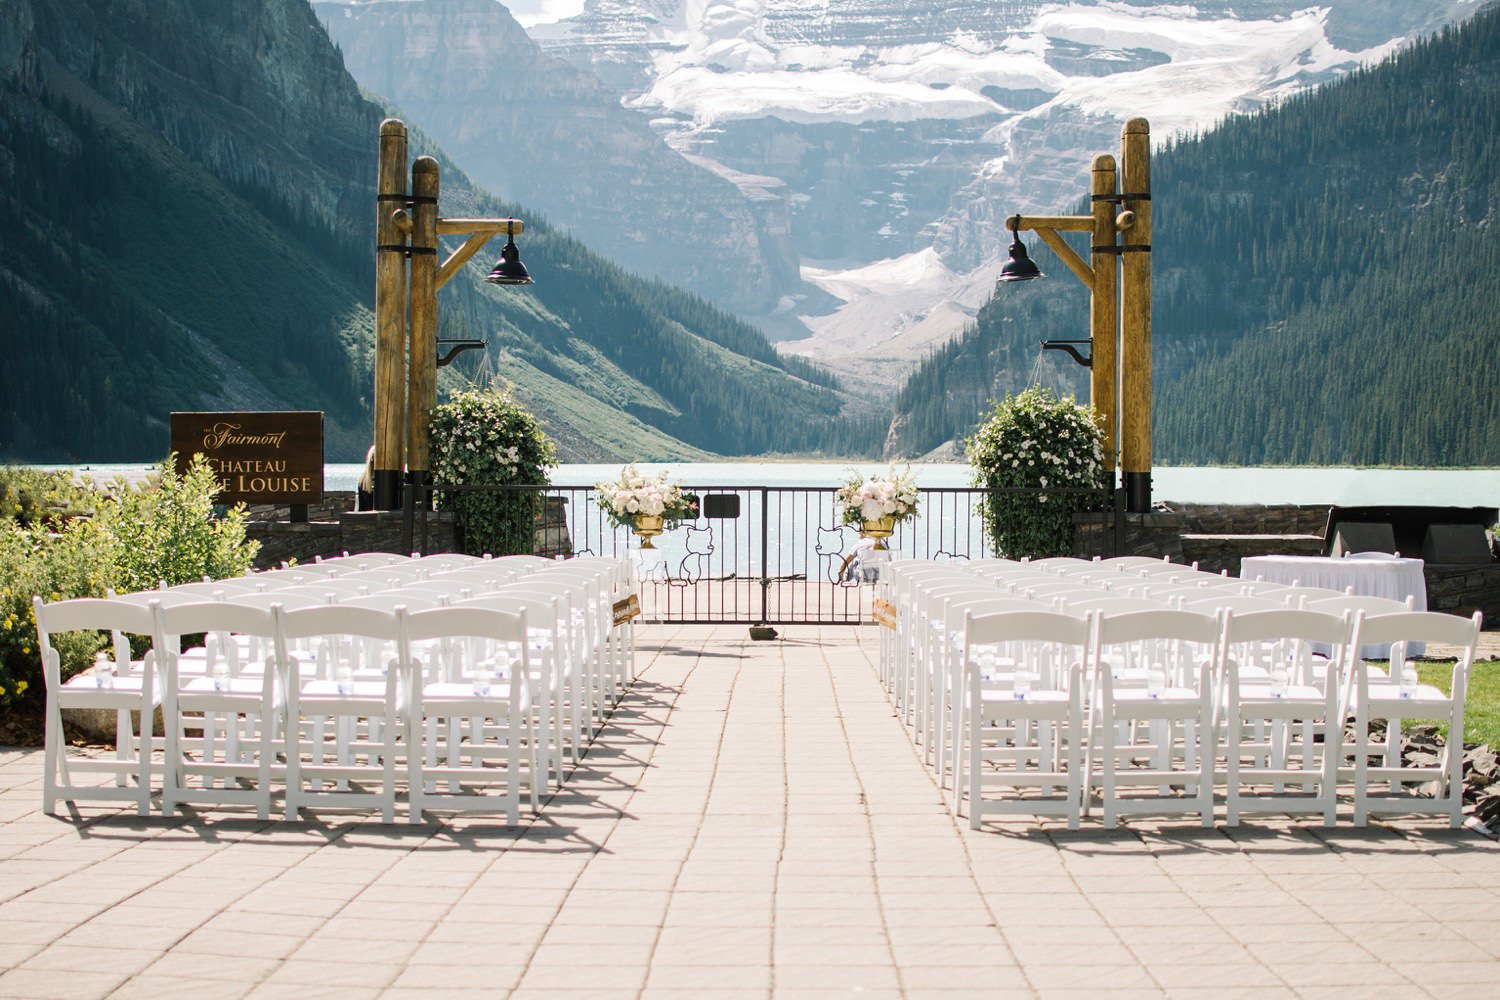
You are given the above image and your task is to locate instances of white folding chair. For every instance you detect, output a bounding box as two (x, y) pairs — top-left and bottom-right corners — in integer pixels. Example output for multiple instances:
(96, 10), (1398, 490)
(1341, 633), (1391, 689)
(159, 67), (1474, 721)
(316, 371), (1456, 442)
(1089, 610), (1221, 828)
(279, 605), (406, 824)
(411, 553), (489, 571)
(403, 606), (540, 825)
(34, 597), (160, 816)
(1346, 611), (1483, 827)
(153, 601), (282, 819)
(965, 609), (1091, 829)
(1219, 609), (1351, 827)
(457, 591), (571, 786)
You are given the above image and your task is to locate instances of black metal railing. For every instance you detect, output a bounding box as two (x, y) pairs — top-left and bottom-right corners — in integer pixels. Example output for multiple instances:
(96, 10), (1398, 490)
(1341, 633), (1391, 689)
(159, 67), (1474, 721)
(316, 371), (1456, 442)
(405, 482), (1119, 625)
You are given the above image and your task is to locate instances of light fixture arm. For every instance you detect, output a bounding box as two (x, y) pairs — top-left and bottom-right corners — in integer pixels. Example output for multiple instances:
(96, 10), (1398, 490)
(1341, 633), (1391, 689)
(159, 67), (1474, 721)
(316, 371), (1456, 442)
(436, 231), (496, 289)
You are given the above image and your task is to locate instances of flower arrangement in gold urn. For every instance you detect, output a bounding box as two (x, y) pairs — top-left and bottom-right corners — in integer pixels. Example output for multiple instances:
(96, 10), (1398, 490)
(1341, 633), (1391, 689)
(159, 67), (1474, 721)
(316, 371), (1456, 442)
(594, 464), (697, 548)
(836, 465), (919, 549)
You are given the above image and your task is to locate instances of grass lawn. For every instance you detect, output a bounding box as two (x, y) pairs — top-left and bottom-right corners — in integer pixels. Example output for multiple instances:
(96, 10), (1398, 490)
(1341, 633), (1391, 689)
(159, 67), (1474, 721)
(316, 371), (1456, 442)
(1415, 659), (1500, 747)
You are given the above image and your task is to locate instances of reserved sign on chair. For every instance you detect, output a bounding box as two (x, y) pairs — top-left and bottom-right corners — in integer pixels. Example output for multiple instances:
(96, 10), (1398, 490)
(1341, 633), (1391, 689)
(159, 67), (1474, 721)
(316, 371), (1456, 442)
(612, 594), (641, 626)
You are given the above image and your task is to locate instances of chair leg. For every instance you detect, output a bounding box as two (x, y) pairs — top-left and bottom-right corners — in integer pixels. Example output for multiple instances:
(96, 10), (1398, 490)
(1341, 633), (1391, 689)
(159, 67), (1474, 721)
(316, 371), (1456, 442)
(134, 706), (153, 816)
(1101, 714), (1118, 830)
(1067, 700), (1083, 831)
(162, 706), (181, 818)
(256, 713), (272, 822)
(43, 701), (61, 816)
(968, 708), (983, 831)
(1321, 744), (1338, 827)
(284, 715), (302, 822)
(1226, 711), (1242, 827)
(381, 710), (396, 826)
(1353, 709), (1370, 827)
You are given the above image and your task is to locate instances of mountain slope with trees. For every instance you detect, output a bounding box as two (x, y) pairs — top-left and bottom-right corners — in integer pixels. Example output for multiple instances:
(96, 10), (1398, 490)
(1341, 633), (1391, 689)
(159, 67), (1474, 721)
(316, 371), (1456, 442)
(0, 0), (856, 463)
(887, 4), (1500, 466)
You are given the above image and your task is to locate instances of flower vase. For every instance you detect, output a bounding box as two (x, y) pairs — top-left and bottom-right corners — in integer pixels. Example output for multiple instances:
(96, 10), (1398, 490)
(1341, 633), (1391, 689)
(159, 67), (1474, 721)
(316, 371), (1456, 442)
(860, 515), (896, 550)
(632, 513), (665, 549)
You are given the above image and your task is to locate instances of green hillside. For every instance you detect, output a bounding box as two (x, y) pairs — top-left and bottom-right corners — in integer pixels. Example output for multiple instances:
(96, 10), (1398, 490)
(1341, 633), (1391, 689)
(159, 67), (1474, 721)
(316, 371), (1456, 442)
(889, 4), (1500, 466)
(0, 0), (852, 463)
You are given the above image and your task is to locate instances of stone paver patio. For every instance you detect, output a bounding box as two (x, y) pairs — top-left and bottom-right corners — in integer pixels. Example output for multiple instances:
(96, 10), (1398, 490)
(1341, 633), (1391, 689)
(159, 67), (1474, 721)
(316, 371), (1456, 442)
(1, 625), (1497, 999)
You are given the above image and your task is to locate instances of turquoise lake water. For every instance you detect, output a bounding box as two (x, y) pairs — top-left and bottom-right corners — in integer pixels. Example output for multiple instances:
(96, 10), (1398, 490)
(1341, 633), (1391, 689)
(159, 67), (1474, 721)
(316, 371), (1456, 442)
(49, 463), (1500, 506)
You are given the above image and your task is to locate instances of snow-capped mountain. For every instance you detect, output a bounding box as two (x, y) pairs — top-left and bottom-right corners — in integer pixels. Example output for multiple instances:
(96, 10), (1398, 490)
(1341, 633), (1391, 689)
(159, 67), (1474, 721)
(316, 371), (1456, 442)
(533, 0), (1476, 390)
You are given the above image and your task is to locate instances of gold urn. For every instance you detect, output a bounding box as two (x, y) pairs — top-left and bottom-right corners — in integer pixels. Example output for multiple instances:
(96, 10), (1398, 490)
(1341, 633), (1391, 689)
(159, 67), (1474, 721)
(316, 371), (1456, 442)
(860, 515), (896, 550)
(632, 513), (665, 549)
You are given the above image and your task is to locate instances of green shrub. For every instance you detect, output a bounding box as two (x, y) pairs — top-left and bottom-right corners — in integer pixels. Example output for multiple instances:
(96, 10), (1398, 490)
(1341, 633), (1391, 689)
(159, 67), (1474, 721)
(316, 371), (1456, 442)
(99, 456), (259, 595)
(966, 386), (1107, 558)
(430, 387), (556, 556)
(0, 456), (258, 713)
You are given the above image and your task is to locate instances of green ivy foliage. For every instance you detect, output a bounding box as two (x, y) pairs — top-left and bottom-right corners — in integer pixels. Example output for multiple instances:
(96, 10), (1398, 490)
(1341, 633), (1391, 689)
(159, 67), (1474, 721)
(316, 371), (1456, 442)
(966, 387), (1106, 558)
(430, 387), (557, 556)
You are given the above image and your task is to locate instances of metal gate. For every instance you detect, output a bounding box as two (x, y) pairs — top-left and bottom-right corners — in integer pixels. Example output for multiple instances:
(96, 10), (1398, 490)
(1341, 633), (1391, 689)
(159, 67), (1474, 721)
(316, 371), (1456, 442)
(408, 483), (1119, 625)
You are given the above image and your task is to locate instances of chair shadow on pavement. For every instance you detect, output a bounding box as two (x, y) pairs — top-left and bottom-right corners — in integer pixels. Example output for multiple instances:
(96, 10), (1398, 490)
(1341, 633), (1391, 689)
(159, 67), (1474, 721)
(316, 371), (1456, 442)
(1031, 817), (1496, 860)
(43, 677), (684, 857)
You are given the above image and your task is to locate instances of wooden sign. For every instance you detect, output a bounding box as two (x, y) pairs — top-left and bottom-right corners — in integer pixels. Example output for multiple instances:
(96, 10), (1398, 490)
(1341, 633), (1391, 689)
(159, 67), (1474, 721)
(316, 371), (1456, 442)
(171, 411), (324, 504)
(612, 594), (642, 626)
(872, 598), (898, 630)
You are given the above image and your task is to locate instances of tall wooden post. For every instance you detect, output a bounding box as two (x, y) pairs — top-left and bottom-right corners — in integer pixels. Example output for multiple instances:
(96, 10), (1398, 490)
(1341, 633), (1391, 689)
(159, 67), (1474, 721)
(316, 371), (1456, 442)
(372, 118), (409, 510)
(1090, 154), (1119, 480)
(407, 156), (440, 506)
(1120, 118), (1152, 513)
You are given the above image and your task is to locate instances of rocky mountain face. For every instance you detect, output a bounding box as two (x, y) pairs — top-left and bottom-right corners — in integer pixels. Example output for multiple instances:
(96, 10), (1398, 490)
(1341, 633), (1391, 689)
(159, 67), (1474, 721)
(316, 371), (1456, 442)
(0, 0), (849, 462)
(533, 0), (1477, 386)
(886, 5), (1500, 465)
(315, 0), (805, 318)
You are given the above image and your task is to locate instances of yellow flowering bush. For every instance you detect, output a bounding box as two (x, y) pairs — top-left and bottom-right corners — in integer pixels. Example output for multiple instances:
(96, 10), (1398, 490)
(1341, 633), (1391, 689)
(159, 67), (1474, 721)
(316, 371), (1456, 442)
(0, 511), (111, 710)
(0, 458), (259, 719)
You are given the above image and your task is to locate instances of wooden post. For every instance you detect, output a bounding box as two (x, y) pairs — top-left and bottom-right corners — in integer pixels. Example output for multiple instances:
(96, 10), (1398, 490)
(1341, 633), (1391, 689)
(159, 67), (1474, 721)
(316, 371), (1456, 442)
(372, 118), (408, 510)
(1120, 118), (1152, 513)
(1090, 153), (1119, 480)
(407, 156), (440, 505)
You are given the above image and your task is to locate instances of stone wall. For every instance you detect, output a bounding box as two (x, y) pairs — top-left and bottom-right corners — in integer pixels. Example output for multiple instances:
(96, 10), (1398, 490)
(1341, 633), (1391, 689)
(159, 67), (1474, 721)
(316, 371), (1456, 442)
(1427, 565), (1500, 621)
(1168, 503), (1329, 536)
(243, 491), (570, 568)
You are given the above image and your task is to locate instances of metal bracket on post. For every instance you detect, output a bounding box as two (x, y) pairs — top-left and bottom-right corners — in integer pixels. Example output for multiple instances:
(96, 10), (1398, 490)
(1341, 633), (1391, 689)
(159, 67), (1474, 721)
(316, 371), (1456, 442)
(436, 339), (487, 368)
(1041, 339), (1093, 368)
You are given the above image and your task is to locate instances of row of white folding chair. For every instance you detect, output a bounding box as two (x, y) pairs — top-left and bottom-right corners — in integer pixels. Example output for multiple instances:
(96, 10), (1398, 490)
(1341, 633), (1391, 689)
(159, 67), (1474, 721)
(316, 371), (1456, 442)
(962, 606), (1482, 829)
(884, 565), (980, 723)
(37, 596), (547, 823)
(40, 558), (624, 817)
(886, 559), (1240, 771)
(961, 607), (1207, 830)
(161, 600), (538, 824)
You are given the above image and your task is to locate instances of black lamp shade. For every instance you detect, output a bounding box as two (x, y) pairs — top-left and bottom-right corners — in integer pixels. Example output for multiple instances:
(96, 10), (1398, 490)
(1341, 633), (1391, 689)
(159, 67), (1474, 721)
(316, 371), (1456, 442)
(485, 233), (533, 286)
(997, 235), (1043, 283)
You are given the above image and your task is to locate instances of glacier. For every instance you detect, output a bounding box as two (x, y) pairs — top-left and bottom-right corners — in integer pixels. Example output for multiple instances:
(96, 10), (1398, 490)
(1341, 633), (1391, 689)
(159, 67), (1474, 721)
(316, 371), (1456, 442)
(534, 0), (1474, 389)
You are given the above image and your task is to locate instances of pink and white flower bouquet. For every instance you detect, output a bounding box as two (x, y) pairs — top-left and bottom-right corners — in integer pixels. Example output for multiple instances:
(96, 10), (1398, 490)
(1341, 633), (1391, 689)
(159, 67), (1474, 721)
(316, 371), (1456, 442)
(594, 464), (696, 528)
(836, 465), (920, 527)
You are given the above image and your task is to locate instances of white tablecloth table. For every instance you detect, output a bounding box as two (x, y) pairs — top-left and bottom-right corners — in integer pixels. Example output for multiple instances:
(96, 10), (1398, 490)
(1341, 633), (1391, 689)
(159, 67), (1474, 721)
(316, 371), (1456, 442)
(1239, 554), (1426, 658)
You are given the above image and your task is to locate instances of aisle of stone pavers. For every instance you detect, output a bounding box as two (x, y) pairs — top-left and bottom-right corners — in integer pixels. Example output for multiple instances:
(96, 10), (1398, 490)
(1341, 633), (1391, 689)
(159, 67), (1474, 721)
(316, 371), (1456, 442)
(0, 626), (1497, 999)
